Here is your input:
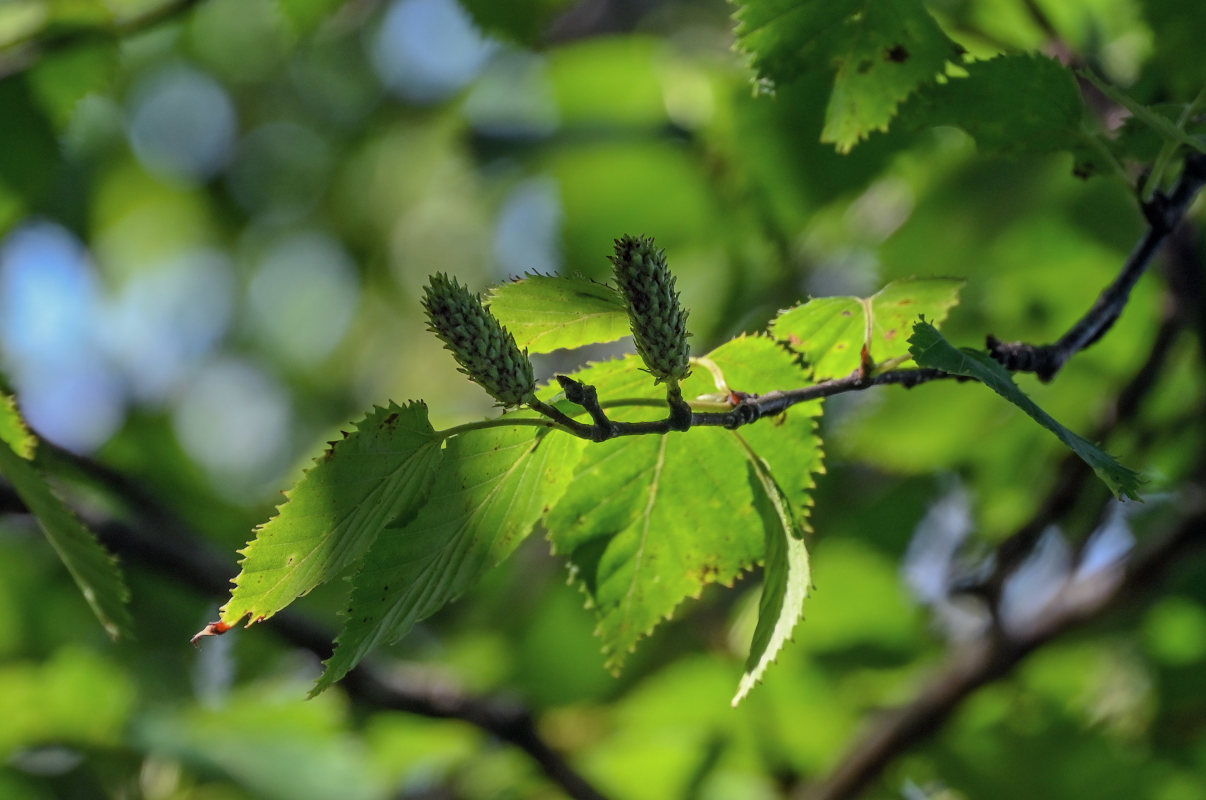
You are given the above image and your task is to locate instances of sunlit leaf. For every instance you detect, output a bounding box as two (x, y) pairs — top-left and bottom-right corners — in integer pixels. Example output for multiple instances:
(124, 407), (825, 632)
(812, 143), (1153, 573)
(908, 321), (1143, 499)
(770, 277), (964, 379)
(0, 394), (131, 639)
(486, 274), (630, 354)
(732, 448), (810, 705)
(0, 393), (35, 459)
(546, 338), (820, 675)
(222, 402), (444, 627)
(732, 0), (962, 150)
(316, 420), (585, 692)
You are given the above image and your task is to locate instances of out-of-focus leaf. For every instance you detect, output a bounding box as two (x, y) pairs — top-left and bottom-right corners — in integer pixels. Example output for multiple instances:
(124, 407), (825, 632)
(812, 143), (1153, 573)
(27, 38), (118, 128)
(135, 685), (387, 800)
(771, 277), (964, 379)
(0, 77), (60, 226)
(316, 421), (584, 693)
(486, 274), (629, 353)
(731, 0), (962, 150)
(0, 393), (131, 640)
(0, 647), (134, 758)
(908, 321), (1143, 499)
(1140, 0), (1206, 98)
(458, 0), (572, 46)
(900, 54), (1113, 176)
(275, 0), (344, 35)
(222, 402), (443, 627)
(1079, 68), (1206, 156)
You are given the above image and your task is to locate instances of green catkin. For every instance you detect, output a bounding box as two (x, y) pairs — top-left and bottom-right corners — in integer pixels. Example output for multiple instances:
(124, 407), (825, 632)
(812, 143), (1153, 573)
(609, 235), (692, 383)
(422, 274), (535, 407)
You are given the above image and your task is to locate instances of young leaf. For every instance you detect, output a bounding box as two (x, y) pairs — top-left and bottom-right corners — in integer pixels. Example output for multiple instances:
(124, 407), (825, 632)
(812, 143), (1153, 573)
(486, 274), (630, 354)
(221, 402), (443, 627)
(546, 338), (822, 671)
(732, 0), (962, 151)
(770, 277), (964, 379)
(732, 450), (810, 706)
(315, 422), (584, 693)
(908, 321), (1143, 500)
(899, 54), (1114, 177)
(0, 396), (131, 639)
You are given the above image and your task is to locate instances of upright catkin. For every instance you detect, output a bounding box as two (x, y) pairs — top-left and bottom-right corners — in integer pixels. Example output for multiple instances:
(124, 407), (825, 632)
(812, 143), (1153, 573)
(422, 273), (535, 406)
(609, 235), (692, 383)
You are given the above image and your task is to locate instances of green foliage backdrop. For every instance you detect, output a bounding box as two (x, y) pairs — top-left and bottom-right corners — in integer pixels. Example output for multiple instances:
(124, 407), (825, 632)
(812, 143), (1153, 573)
(1, 1), (1205, 799)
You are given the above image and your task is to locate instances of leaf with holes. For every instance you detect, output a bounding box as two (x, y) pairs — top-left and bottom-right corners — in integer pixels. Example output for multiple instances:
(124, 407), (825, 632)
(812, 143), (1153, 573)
(487, 274), (630, 354)
(221, 402), (444, 628)
(732, 0), (963, 150)
(770, 277), (964, 379)
(909, 321), (1143, 500)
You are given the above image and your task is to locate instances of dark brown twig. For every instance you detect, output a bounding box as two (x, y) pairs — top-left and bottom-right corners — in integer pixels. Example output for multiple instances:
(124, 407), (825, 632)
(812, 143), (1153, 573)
(987, 154), (1206, 381)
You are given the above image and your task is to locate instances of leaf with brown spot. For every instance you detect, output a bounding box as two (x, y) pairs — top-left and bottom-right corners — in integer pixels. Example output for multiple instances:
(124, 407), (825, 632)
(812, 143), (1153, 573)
(770, 277), (965, 379)
(544, 337), (823, 684)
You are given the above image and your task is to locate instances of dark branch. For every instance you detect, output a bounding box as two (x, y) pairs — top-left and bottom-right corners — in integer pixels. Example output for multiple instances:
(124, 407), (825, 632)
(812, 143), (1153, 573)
(539, 368), (959, 440)
(801, 494), (1206, 800)
(987, 154), (1206, 381)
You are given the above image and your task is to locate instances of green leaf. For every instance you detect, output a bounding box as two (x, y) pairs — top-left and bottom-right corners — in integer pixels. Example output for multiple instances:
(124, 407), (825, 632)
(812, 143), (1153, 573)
(315, 421), (585, 693)
(0, 77), (60, 226)
(0, 393), (35, 459)
(274, 0), (344, 35)
(0, 396), (131, 640)
(486, 274), (630, 354)
(900, 55), (1115, 176)
(457, 0), (573, 46)
(732, 0), (962, 151)
(770, 277), (964, 379)
(546, 337), (821, 672)
(908, 321), (1143, 500)
(0, 647), (135, 759)
(221, 402), (444, 627)
(27, 38), (118, 128)
(135, 686), (385, 800)
(732, 449), (810, 706)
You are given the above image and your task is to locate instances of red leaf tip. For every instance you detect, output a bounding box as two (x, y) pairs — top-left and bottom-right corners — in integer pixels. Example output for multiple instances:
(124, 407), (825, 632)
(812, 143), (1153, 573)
(190, 620), (232, 646)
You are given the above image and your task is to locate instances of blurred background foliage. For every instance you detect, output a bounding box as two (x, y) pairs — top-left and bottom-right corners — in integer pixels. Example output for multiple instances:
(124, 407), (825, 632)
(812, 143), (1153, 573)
(0, 0), (1204, 798)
